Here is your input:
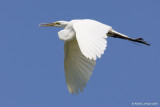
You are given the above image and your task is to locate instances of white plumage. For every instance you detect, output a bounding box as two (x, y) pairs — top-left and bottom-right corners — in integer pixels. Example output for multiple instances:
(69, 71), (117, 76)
(40, 19), (111, 94)
(73, 20), (111, 60)
(40, 19), (149, 94)
(60, 20), (111, 94)
(64, 39), (96, 94)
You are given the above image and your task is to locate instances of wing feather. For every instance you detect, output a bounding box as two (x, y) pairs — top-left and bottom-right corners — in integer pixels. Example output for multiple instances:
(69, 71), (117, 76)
(64, 39), (96, 94)
(73, 19), (112, 60)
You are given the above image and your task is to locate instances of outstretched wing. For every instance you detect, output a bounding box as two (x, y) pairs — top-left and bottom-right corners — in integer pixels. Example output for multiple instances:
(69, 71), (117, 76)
(73, 19), (112, 60)
(64, 39), (96, 94)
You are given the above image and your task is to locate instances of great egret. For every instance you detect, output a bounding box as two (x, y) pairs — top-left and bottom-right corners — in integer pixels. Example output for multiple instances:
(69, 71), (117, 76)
(40, 19), (150, 94)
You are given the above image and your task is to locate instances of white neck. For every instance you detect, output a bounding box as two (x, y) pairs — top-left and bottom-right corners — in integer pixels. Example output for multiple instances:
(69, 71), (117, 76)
(58, 21), (69, 28)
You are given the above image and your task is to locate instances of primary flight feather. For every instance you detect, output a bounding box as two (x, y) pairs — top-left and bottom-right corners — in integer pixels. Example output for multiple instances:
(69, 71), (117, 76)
(40, 19), (150, 94)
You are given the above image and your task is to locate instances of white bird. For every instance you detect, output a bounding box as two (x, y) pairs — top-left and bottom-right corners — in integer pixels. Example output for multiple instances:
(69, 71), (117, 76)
(40, 19), (150, 94)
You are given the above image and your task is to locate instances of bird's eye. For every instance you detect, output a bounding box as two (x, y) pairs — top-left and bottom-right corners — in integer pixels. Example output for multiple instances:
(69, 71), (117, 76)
(55, 22), (60, 25)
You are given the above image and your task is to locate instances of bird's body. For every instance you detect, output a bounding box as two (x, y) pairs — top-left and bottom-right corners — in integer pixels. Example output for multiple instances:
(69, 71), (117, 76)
(40, 19), (150, 94)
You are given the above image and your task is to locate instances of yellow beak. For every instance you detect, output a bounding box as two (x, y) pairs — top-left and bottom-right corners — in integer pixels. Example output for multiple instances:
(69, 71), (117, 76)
(39, 22), (56, 27)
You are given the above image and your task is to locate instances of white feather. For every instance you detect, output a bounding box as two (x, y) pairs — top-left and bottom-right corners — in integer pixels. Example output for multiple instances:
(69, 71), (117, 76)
(73, 19), (112, 60)
(64, 39), (96, 94)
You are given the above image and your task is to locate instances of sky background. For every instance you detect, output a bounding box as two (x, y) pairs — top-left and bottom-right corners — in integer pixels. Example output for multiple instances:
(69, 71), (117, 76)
(0, 0), (160, 107)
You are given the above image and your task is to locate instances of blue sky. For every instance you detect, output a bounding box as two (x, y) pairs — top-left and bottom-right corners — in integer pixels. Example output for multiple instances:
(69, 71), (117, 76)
(0, 0), (160, 107)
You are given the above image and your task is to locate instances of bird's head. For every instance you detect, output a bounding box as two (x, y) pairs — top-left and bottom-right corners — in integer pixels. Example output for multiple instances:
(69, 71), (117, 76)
(39, 21), (68, 28)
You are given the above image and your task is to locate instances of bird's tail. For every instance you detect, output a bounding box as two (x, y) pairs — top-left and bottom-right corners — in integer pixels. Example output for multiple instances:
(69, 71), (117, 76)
(107, 29), (150, 46)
